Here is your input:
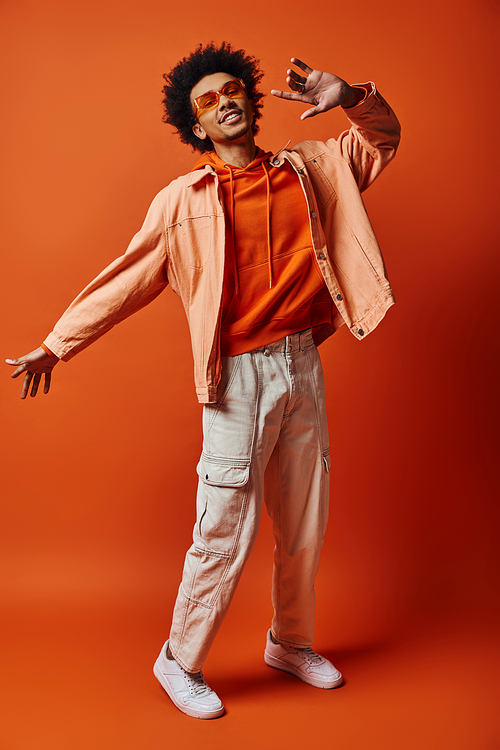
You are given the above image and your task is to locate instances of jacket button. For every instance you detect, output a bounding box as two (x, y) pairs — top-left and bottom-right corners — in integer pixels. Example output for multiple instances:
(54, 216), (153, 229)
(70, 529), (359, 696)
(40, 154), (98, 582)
(358, 329), (364, 336)
(205, 474), (209, 480)
(298, 169), (304, 175)
(273, 159), (279, 165)
(264, 349), (271, 356)
(336, 293), (342, 300)
(318, 253), (326, 260)
(310, 211), (316, 218)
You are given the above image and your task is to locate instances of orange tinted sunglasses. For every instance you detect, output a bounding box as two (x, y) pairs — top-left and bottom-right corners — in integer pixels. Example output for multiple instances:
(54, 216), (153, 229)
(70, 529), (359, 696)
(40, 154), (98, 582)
(192, 78), (246, 117)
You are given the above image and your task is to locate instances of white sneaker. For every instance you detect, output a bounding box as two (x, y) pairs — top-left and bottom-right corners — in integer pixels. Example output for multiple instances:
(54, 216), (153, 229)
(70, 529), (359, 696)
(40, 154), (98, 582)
(264, 630), (343, 689)
(153, 641), (224, 719)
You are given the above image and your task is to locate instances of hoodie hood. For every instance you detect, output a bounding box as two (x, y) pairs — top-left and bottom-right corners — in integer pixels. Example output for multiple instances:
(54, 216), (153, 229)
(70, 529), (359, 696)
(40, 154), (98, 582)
(191, 146), (271, 174)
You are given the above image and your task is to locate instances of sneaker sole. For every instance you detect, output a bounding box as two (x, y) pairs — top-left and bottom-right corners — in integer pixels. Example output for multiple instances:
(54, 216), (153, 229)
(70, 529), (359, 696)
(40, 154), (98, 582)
(264, 651), (343, 689)
(153, 658), (225, 719)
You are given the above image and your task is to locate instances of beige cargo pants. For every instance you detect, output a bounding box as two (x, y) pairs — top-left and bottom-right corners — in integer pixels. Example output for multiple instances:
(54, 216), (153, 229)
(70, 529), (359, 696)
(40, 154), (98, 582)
(169, 329), (331, 673)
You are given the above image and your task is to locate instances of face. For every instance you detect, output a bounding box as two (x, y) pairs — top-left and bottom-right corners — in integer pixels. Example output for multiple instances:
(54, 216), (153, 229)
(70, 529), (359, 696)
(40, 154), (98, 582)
(190, 72), (254, 150)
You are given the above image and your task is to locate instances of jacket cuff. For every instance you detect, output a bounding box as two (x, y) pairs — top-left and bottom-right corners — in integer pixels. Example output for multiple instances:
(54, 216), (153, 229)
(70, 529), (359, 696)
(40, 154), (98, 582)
(43, 333), (77, 362)
(341, 81), (376, 111)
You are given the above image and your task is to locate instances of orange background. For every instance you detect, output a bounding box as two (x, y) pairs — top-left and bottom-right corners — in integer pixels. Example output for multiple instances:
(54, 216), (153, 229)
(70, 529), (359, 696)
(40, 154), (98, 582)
(1, 0), (499, 747)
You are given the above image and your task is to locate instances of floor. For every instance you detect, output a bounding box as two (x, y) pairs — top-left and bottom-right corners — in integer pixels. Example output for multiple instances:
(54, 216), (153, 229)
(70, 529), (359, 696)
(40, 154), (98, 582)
(2, 548), (498, 750)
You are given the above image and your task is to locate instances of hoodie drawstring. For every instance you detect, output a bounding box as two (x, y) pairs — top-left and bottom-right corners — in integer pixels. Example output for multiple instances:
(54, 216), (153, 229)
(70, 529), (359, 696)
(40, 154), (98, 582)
(261, 160), (273, 289)
(225, 164), (240, 297)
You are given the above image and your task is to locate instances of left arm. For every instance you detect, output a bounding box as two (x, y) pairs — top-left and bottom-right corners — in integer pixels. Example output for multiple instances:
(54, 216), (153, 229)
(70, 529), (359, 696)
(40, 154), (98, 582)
(271, 59), (401, 191)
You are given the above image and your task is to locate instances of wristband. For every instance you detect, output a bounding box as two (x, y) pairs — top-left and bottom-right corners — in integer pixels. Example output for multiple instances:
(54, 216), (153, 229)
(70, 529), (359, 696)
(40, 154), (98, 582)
(41, 342), (59, 359)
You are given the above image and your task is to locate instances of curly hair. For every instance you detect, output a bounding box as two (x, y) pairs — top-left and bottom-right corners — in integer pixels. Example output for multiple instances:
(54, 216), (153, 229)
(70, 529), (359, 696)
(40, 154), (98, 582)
(162, 41), (265, 153)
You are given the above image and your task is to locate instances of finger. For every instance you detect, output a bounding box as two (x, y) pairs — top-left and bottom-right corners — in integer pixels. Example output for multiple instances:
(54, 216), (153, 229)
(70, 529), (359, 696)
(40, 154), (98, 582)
(300, 104), (324, 120)
(20, 371), (34, 400)
(10, 362), (30, 379)
(270, 88), (304, 102)
(43, 371), (51, 395)
(287, 70), (307, 86)
(290, 58), (314, 75)
(30, 373), (41, 398)
(286, 74), (307, 95)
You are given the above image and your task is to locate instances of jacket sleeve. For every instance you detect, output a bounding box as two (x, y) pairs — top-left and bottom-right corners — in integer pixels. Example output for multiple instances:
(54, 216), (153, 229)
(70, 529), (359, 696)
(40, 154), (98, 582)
(331, 82), (401, 192)
(44, 189), (169, 361)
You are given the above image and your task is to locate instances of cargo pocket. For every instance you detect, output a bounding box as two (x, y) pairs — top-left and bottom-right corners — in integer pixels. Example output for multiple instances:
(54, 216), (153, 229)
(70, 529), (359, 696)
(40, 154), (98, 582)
(194, 454), (250, 557)
(197, 454), (250, 488)
(187, 454), (251, 608)
(319, 447), (331, 536)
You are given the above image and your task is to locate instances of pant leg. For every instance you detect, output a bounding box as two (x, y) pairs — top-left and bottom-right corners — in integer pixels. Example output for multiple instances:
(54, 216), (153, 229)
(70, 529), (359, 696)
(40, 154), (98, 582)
(264, 333), (330, 647)
(169, 347), (289, 673)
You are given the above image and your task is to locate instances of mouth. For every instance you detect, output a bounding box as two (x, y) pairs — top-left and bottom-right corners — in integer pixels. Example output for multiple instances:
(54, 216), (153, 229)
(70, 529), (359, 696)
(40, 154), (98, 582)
(219, 108), (242, 124)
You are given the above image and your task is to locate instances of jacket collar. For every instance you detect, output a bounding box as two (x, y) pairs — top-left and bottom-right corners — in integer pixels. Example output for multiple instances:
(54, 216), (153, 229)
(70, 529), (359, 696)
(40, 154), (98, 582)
(188, 164), (216, 187)
(268, 141), (306, 173)
(268, 140), (291, 167)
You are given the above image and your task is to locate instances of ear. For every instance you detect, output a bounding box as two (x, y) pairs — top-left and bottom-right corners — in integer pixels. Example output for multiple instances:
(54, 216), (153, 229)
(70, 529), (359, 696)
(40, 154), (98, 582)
(192, 121), (207, 141)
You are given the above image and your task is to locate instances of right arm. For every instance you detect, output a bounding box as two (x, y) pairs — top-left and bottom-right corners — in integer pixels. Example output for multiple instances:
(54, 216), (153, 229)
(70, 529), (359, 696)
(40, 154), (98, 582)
(6, 189), (169, 398)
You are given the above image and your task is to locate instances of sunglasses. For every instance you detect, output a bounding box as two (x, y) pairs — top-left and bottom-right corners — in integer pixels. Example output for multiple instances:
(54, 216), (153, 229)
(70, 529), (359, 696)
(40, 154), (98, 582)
(192, 78), (247, 117)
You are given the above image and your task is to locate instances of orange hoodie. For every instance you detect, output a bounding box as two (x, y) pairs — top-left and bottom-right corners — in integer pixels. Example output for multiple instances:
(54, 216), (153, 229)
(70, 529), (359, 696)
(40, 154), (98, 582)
(192, 147), (333, 356)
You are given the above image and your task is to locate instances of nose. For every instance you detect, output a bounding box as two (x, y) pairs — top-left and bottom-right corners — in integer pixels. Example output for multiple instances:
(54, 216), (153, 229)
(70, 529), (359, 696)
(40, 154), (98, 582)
(218, 93), (235, 109)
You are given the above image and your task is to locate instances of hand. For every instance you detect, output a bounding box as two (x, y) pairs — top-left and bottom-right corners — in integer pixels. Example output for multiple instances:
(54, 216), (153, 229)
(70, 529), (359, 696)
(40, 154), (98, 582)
(271, 58), (361, 120)
(6, 347), (58, 399)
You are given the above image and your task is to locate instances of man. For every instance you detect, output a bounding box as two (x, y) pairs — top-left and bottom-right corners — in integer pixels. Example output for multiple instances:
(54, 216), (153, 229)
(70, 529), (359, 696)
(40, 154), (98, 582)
(6, 42), (400, 719)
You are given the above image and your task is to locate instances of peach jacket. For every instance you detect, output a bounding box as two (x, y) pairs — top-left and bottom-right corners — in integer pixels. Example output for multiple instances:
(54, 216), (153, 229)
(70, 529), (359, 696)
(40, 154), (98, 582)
(44, 83), (401, 403)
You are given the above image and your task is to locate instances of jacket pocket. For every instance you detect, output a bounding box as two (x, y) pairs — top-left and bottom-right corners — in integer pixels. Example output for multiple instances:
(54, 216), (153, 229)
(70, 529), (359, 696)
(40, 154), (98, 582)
(169, 216), (214, 269)
(305, 156), (338, 209)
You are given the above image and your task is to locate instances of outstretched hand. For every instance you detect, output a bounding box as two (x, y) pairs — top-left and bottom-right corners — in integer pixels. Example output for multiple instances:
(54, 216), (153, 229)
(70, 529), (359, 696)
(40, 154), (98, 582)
(6, 347), (58, 399)
(271, 58), (361, 120)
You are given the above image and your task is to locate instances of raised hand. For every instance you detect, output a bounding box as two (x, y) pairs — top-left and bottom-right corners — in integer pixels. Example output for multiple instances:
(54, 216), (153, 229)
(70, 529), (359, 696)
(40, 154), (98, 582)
(6, 347), (58, 399)
(271, 58), (363, 120)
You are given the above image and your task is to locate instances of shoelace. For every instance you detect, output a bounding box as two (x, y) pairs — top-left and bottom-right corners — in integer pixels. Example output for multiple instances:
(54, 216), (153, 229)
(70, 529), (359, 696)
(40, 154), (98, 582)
(183, 669), (211, 696)
(293, 646), (323, 664)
